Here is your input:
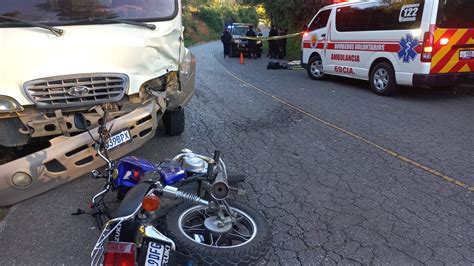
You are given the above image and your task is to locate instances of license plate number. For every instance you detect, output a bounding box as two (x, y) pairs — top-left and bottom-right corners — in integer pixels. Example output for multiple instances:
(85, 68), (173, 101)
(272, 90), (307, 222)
(460, 50), (473, 60)
(105, 130), (131, 150)
(145, 242), (170, 266)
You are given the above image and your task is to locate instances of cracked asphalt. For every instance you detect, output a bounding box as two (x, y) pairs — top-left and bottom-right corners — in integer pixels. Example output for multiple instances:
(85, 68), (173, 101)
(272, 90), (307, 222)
(1, 41), (473, 265)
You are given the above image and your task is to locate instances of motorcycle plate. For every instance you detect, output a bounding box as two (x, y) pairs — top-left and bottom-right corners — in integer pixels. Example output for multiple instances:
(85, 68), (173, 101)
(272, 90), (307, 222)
(138, 237), (197, 266)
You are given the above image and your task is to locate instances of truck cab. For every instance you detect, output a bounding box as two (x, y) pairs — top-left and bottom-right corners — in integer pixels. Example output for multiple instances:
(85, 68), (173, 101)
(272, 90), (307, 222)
(228, 23), (263, 58)
(0, 0), (196, 206)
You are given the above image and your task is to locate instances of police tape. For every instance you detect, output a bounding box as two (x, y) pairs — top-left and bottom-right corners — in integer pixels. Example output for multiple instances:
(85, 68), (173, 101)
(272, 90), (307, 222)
(241, 32), (304, 41)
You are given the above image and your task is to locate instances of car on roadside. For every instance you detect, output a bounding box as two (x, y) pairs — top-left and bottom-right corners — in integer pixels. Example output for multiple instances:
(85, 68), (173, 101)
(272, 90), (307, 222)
(228, 23), (263, 58)
(0, 0), (195, 206)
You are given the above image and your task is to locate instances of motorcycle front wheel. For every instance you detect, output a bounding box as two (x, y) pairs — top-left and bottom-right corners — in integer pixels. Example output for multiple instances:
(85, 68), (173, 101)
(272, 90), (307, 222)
(165, 200), (271, 265)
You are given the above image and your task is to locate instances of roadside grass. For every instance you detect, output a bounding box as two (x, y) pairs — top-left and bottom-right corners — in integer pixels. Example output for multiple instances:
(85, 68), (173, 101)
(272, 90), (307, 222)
(286, 37), (302, 61)
(261, 35), (302, 61)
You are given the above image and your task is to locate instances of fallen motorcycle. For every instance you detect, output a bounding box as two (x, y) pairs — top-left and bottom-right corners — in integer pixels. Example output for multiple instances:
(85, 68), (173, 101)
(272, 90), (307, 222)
(74, 110), (270, 265)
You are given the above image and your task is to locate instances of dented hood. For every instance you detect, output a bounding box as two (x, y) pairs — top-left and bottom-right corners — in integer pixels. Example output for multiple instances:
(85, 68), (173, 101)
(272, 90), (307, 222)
(0, 17), (183, 105)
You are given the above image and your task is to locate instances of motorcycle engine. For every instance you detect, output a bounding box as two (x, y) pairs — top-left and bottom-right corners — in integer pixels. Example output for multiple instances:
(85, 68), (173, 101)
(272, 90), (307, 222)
(181, 153), (208, 174)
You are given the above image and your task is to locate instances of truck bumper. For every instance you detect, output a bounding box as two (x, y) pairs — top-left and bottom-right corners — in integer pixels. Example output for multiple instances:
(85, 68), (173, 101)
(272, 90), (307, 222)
(0, 101), (159, 206)
(413, 72), (474, 87)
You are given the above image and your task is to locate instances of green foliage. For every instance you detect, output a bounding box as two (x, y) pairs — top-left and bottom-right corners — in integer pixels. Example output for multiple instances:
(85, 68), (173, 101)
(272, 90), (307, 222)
(243, 0), (332, 29)
(197, 6), (224, 33)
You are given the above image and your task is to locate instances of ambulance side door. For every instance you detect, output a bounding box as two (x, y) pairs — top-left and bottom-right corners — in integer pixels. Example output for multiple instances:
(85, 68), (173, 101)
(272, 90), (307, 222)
(305, 9), (332, 65)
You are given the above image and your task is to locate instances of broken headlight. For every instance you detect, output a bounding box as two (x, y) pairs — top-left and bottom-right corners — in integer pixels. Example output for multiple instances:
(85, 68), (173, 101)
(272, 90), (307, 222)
(180, 49), (193, 81)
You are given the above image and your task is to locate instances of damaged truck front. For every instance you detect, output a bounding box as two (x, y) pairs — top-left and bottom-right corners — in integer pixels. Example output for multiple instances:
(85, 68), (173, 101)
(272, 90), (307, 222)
(0, 0), (195, 206)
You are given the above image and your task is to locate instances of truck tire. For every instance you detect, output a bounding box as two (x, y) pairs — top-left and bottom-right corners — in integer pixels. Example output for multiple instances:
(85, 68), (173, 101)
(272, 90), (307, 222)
(370, 62), (397, 96)
(162, 109), (185, 136)
(230, 46), (237, 58)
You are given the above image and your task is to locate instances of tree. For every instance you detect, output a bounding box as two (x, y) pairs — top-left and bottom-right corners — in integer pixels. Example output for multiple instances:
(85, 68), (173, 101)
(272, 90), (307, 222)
(243, 0), (332, 29)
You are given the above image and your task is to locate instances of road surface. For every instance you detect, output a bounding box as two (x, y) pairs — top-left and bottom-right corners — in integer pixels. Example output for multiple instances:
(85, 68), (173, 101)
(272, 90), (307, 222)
(1, 42), (473, 265)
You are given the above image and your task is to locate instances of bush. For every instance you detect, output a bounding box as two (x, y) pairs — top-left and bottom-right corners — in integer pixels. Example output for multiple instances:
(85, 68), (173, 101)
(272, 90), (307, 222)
(197, 6), (224, 34)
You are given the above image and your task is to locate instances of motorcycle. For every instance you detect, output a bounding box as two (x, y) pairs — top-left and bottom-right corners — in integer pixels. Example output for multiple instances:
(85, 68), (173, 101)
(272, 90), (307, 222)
(73, 109), (270, 265)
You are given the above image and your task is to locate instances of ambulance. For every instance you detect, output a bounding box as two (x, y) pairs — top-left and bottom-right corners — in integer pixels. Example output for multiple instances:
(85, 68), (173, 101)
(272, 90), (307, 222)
(301, 0), (474, 95)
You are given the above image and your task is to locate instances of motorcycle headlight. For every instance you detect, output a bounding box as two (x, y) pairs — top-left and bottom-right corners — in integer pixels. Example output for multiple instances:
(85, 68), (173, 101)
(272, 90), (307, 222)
(256, 40), (262, 45)
(0, 96), (23, 113)
(180, 49), (193, 81)
(234, 39), (241, 44)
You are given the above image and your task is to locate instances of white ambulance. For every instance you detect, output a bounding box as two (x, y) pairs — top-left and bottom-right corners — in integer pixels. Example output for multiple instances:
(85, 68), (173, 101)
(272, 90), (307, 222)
(301, 0), (474, 95)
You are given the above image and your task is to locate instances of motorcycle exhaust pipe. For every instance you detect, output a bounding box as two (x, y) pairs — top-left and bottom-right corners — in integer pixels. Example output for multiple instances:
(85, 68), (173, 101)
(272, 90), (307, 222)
(162, 186), (209, 206)
(211, 172), (230, 200)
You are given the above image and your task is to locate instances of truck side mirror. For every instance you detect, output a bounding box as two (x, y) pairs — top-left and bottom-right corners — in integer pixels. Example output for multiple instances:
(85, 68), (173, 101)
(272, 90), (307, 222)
(74, 113), (88, 130)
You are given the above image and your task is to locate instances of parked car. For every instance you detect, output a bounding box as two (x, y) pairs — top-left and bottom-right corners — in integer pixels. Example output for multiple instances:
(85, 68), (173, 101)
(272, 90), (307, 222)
(228, 23), (263, 58)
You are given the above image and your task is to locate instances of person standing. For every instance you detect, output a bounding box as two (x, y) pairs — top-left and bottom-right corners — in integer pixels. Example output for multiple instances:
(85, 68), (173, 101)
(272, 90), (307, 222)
(221, 28), (232, 58)
(245, 25), (257, 59)
(277, 28), (285, 59)
(268, 25), (278, 59)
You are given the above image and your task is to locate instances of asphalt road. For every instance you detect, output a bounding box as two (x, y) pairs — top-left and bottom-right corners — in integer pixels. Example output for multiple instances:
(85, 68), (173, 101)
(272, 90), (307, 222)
(1, 42), (473, 265)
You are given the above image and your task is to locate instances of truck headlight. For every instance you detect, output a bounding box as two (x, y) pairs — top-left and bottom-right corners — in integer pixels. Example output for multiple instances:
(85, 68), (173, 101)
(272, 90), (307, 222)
(0, 96), (23, 113)
(180, 49), (193, 81)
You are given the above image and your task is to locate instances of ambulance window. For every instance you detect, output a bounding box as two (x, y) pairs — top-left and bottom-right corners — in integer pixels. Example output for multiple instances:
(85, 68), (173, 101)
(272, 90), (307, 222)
(336, 1), (424, 32)
(309, 9), (331, 31)
(437, 0), (474, 28)
(336, 4), (373, 32)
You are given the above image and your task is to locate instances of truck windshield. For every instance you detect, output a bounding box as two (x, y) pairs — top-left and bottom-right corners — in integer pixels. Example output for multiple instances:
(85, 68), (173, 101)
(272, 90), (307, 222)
(437, 0), (474, 28)
(0, 0), (177, 25)
(232, 27), (248, 36)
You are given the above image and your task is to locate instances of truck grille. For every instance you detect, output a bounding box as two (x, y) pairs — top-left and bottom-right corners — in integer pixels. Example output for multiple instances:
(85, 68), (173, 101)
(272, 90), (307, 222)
(23, 73), (128, 108)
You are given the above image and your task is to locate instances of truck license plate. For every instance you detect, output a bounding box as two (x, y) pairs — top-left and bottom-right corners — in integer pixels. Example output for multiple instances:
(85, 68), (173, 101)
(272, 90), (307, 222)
(460, 50), (473, 60)
(105, 130), (131, 150)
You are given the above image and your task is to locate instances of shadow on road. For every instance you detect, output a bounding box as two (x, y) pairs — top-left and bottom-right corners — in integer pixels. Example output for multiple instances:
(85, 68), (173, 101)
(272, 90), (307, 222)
(328, 75), (474, 101)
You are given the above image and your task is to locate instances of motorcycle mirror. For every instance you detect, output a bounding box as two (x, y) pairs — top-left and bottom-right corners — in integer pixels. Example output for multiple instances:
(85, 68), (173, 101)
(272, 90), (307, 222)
(74, 113), (88, 130)
(258, 33), (263, 37)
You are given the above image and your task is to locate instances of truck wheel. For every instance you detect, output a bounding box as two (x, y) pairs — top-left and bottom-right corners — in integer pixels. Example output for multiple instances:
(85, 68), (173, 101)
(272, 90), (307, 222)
(230, 46), (237, 58)
(162, 109), (185, 136)
(307, 56), (326, 80)
(370, 62), (397, 96)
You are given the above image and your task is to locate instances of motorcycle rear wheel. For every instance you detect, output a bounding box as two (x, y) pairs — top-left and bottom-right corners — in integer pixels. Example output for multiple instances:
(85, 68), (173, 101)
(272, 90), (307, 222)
(165, 200), (270, 265)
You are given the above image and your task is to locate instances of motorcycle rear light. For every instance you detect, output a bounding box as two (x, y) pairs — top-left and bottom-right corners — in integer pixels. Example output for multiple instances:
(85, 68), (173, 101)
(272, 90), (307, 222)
(133, 170), (140, 178)
(104, 242), (136, 266)
(142, 195), (160, 212)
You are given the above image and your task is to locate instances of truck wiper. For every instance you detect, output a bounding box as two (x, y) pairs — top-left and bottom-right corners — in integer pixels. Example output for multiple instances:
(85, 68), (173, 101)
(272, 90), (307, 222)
(0, 15), (64, 36)
(86, 16), (156, 30)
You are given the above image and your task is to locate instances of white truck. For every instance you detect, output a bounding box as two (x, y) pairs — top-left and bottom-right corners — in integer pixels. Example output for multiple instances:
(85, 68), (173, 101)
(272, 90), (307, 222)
(0, 0), (195, 206)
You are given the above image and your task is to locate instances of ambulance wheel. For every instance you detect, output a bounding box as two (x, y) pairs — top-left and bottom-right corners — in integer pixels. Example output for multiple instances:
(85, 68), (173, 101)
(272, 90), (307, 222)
(370, 62), (397, 96)
(307, 56), (326, 80)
